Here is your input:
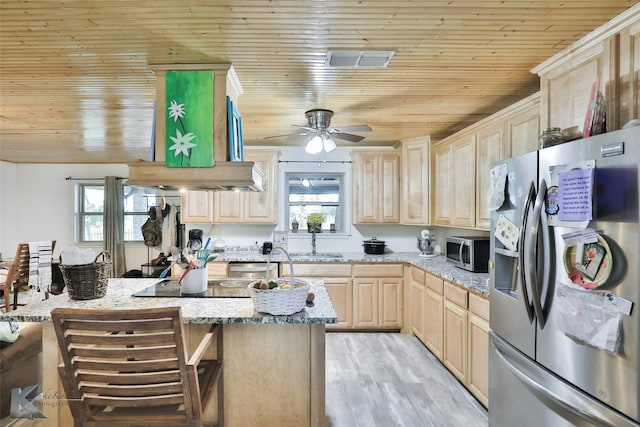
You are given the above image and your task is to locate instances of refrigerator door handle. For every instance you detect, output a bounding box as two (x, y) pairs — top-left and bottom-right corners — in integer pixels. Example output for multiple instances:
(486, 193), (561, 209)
(493, 338), (626, 427)
(528, 178), (550, 329)
(519, 181), (536, 323)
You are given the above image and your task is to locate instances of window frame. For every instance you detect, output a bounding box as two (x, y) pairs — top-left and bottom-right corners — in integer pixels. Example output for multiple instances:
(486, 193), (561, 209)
(76, 183), (157, 244)
(285, 172), (344, 233)
(278, 158), (352, 237)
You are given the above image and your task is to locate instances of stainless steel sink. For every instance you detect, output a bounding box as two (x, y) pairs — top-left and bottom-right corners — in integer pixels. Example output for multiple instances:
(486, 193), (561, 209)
(289, 252), (343, 259)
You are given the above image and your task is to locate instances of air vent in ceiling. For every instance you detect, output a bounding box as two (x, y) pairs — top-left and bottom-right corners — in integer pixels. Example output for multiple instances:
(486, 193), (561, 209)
(325, 50), (395, 68)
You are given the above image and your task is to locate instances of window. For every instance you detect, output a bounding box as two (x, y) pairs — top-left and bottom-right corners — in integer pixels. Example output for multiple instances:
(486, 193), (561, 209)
(286, 173), (344, 232)
(78, 184), (157, 242)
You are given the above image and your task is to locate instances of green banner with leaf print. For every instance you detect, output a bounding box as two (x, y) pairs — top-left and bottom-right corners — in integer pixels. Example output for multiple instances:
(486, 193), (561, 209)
(165, 71), (214, 167)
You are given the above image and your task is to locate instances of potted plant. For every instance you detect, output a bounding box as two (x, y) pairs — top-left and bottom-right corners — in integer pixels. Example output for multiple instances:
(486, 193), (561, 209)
(306, 213), (324, 233)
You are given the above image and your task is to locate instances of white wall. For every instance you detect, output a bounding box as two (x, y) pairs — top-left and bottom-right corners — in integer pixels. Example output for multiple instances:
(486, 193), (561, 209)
(1, 147), (488, 270)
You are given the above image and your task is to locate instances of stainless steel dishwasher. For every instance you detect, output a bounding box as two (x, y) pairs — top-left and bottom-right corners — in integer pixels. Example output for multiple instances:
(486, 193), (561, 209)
(228, 262), (278, 280)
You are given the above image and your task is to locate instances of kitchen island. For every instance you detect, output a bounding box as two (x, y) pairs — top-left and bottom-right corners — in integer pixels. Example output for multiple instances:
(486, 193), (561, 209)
(1, 278), (337, 427)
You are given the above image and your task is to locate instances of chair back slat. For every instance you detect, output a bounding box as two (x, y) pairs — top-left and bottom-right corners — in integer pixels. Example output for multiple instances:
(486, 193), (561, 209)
(80, 382), (184, 398)
(77, 370), (182, 385)
(72, 358), (181, 373)
(68, 331), (176, 346)
(51, 307), (200, 424)
(70, 344), (178, 359)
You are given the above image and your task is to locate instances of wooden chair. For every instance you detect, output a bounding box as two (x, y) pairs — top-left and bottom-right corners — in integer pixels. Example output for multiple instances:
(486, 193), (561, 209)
(0, 241), (56, 312)
(51, 307), (223, 427)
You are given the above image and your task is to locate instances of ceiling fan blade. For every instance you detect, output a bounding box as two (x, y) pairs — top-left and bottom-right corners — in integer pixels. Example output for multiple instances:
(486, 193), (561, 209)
(333, 132), (366, 142)
(331, 125), (372, 133)
(263, 133), (297, 140)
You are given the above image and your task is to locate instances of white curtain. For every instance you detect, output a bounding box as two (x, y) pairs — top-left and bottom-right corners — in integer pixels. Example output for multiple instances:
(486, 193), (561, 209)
(104, 176), (126, 278)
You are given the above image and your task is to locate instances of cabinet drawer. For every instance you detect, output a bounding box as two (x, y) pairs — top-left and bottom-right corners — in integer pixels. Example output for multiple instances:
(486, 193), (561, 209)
(410, 266), (425, 284)
(352, 264), (403, 277)
(469, 293), (489, 321)
(444, 282), (468, 308)
(207, 262), (229, 278)
(425, 272), (444, 294)
(285, 263), (352, 277)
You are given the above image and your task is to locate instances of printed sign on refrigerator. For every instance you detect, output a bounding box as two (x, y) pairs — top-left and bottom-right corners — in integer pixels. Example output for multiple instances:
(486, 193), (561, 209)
(546, 160), (595, 228)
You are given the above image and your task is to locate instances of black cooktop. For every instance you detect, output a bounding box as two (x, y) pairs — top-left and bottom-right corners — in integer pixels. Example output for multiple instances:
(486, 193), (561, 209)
(133, 278), (251, 298)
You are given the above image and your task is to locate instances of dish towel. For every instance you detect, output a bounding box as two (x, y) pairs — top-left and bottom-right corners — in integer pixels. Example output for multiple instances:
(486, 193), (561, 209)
(28, 241), (53, 293)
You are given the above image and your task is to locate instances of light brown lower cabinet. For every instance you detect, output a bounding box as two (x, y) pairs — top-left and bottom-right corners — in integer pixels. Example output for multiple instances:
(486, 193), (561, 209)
(284, 262), (405, 331)
(443, 283), (469, 383)
(409, 272), (489, 408)
(281, 263), (353, 330)
(352, 264), (403, 329)
(467, 293), (490, 408)
(409, 266), (426, 341)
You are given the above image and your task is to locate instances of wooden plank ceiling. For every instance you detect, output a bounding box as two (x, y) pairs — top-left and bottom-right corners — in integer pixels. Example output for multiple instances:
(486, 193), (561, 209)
(0, 1), (637, 163)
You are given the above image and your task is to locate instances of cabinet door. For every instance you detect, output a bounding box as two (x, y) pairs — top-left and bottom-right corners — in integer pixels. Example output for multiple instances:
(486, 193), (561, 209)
(325, 278), (352, 330)
(619, 21), (640, 128)
(468, 313), (489, 408)
(475, 123), (503, 230)
(181, 191), (214, 223)
(380, 153), (401, 223)
(538, 39), (616, 132)
(410, 278), (426, 341)
(401, 138), (430, 224)
(353, 153), (379, 223)
(243, 150), (278, 223)
(424, 288), (444, 361)
(213, 190), (243, 223)
(353, 278), (378, 328)
(452, 134), (476, 228)
(443, 299), (468, 383)
(431, 142), (452, 226)
(506, 101), (540, 158)
(353, 151), (400, 224)
(379, 278), (402, 328)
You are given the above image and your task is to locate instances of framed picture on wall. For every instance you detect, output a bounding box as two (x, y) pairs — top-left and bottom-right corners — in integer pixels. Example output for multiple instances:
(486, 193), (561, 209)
(227, 96), (244, 162)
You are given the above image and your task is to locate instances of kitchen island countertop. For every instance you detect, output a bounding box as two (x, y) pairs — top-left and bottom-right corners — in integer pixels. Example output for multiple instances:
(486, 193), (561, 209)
(0, 278), (338, 324)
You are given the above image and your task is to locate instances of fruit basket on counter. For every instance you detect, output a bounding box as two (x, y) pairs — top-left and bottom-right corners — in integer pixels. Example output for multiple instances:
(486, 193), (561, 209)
(247, 278), (310, 315)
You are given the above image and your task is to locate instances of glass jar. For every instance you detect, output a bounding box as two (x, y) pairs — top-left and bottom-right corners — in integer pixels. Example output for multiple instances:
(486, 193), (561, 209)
(538, 127), (564, 149)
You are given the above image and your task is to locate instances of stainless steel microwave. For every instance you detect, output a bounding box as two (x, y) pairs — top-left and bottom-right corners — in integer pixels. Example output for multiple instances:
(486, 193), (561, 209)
(445, 236), (490, 272)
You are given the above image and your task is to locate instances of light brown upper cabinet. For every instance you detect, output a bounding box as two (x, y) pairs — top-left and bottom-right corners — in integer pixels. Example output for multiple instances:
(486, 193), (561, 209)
(504, 93), (541, 158)
(401, 137), (430, 225)
(213, 149), (279, 224)
(532, 6), (640, 133)
(352, 150), (401, 224)
(431, 132), (476, 228)
(618, 20), (640, 127)
(475, 122), (504, 230)
(181, 149), (279, 224)
(181, 191), (215, 223)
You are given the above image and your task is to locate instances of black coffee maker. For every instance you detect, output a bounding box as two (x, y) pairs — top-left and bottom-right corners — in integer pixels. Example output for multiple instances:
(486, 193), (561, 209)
(187, 229), (203, 251)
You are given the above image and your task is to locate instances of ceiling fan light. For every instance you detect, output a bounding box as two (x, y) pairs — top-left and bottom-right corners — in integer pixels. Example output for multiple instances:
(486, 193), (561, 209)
(305, 135), (323, 154)
(322, 137), (336, 152)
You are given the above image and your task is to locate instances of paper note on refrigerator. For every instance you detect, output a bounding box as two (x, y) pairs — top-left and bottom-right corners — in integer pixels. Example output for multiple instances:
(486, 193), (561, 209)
(494, 214), (519, 252)
(489, 163), (507, 211)
(558, 167), (594, 222)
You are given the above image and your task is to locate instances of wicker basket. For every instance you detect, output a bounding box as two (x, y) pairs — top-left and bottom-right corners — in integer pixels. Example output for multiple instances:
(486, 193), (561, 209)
(247, 278), (310, 315)
(59, 251), (111, 300)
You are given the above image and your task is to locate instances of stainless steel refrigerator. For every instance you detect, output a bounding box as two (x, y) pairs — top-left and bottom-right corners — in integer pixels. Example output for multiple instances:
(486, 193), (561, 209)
(489, 126), (639, 426)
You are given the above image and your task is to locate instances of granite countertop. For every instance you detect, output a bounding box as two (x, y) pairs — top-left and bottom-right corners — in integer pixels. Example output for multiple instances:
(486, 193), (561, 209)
(215, 251), (490, 296)
(0, 278), (338, 325)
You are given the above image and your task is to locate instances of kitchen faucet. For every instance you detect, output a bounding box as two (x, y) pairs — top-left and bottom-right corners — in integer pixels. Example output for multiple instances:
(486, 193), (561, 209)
(311, 230), (317, 256)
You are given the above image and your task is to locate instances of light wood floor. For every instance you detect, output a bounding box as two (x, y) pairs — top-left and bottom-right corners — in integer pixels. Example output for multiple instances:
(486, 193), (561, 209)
(325, 332), (488, 427)
(1, 332), (488, 427)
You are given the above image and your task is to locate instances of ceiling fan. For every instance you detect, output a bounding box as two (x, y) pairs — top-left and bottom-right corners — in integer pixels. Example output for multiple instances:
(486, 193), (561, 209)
(265, 109), (372, 154)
